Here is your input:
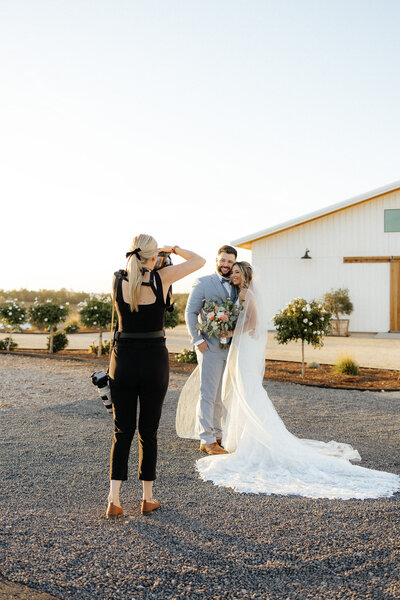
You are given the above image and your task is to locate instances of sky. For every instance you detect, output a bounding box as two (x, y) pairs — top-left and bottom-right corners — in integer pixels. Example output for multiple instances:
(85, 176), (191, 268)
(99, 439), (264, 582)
(1, 0), (400, 294)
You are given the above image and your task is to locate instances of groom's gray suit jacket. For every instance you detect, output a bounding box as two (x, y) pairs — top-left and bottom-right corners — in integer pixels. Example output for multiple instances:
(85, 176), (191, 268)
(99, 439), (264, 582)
(185, 273), (231, 352)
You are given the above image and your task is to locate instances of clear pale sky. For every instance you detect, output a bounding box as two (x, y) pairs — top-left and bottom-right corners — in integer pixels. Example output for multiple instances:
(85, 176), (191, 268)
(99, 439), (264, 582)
(1, 0), (400, 293)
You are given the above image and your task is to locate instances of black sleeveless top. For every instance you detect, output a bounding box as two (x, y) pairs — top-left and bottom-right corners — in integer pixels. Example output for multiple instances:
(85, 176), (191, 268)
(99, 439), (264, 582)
(115, 270), (166, 333)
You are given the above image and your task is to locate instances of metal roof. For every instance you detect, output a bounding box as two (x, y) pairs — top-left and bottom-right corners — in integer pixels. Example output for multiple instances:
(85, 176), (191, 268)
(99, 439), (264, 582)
(231, 179), (400, 249)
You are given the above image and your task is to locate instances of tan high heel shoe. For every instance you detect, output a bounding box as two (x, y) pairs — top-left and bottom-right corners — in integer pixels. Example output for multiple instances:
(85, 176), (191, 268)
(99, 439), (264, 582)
(106, 502), (123, 517)
(141, 499), (160, 514)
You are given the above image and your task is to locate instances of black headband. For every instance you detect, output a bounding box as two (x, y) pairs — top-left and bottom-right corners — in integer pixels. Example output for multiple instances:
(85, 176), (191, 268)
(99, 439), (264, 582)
(126, 248), (141, 260)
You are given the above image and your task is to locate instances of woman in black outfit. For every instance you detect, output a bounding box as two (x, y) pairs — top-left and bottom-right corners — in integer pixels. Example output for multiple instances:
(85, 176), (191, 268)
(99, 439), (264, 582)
(107, 234), (205, 517)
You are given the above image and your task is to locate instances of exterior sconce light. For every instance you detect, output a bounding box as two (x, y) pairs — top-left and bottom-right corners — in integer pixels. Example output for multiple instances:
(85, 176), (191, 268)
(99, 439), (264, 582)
(301, 249), (312, 259)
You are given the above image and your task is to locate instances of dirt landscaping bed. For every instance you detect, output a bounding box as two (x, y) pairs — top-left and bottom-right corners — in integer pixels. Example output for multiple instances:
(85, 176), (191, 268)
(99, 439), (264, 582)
(3, 349), (399, 391)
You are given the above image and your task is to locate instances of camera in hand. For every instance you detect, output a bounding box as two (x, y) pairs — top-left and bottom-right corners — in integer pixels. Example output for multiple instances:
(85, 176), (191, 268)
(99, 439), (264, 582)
(91, 371), (113, 414)
(154, 251), (172, 270)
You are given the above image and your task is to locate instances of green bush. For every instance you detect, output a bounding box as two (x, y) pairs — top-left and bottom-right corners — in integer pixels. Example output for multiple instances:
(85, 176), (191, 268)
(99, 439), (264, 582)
(165, 306), (180, 329)
(0, 337), (18, 351)
(89, 340), (111, 355)
(176, 348), (198, 364)
(334, 354), (359, 375)
(47, 331), (69, 353)
(64, 321), (80, 333)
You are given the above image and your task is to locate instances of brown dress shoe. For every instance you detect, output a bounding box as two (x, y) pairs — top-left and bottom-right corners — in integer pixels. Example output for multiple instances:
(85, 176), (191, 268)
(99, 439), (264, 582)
(141, 499), (160, 515)
(199, 442), (228, 455)
(106, 502), (123, 517)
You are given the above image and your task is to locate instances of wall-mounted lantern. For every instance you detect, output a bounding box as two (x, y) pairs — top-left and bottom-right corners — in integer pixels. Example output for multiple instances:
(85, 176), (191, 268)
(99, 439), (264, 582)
(301, 249), (312, 259)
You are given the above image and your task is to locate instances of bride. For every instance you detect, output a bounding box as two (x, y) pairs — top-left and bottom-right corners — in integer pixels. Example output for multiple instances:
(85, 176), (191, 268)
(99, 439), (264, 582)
(176, 262), (400, 500)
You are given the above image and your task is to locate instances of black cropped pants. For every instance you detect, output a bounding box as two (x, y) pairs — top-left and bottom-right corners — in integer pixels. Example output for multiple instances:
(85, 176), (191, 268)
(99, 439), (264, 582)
(109, 338), (169, 481)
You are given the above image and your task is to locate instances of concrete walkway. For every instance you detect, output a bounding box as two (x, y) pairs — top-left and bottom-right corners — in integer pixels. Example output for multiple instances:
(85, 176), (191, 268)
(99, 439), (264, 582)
(2, 326), (399, 370)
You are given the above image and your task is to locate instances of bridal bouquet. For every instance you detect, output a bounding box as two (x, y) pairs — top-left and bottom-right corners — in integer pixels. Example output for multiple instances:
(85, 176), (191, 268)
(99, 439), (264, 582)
(197, 297), (243, 349)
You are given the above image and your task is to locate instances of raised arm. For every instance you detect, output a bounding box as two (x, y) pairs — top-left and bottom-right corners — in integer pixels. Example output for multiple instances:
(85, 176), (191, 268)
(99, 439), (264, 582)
(158, 246), (206, 287)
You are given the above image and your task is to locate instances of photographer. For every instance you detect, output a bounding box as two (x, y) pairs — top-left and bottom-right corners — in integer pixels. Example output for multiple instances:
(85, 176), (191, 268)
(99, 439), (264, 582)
(106, 234), (205, 517)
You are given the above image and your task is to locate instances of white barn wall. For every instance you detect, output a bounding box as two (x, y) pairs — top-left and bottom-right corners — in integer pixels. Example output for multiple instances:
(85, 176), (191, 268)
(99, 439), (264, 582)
(252, 189), (400, 332)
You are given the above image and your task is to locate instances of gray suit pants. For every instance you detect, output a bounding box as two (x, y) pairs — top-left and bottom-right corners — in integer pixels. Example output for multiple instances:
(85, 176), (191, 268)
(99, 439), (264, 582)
(196, 346), (228, 445)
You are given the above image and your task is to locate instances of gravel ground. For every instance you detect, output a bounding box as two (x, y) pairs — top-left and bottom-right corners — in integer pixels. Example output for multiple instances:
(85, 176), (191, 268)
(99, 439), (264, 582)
(1, 354), (400, 600)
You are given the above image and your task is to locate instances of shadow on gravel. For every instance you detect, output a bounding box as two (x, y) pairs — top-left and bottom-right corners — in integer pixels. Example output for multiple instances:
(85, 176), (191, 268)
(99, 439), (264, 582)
(1, 382), (399, 600)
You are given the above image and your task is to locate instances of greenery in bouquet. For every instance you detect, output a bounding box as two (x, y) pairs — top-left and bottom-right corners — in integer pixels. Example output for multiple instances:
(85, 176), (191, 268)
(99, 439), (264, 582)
(273, 298), (332, 378)
(197, 297), (243, 349)
(29, 301), (69, 353)
(0, 300), (27, 351)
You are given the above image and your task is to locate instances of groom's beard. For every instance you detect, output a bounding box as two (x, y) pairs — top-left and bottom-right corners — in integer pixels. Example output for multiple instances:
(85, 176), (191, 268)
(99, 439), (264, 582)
(217, 265), (232, 277)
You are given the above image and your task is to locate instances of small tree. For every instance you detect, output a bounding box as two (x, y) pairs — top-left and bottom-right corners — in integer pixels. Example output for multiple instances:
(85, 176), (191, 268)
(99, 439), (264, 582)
(323, 288), (354, 322)
(29, 301), (69, 353)
(0, 300), (27, 350)
(79, 295), (112, 357)
(273, 298), (332, 378)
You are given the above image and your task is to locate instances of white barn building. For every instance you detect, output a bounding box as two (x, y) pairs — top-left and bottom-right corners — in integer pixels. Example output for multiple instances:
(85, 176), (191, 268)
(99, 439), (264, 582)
(232, 180), (400, 333)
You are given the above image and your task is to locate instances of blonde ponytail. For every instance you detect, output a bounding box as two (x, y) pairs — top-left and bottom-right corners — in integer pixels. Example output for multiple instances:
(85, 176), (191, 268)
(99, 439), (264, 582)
(126, 234), (158, 312)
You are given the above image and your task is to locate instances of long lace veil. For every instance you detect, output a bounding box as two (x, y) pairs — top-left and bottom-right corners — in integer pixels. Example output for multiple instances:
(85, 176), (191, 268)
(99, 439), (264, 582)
(220, 270), (270, 451)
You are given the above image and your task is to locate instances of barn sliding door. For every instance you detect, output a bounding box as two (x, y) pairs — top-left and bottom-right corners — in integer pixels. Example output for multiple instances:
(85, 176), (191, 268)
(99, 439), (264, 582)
(390, 260), (400, 332)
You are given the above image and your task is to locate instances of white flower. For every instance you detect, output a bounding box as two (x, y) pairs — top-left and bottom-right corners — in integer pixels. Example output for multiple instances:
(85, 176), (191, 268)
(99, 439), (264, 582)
(303, 318), (308, 323)
(306, 304), (311, 311)
(93, 321), (97, 325)
(309, 322), (313, 326)
(44, 318), (48, 322)
(60, 305), (64, 309)
(94, 306), (98, 309)
(302, 307), (306, 312)
(313, 330), (317, 334)
(66, 302), (69, 305)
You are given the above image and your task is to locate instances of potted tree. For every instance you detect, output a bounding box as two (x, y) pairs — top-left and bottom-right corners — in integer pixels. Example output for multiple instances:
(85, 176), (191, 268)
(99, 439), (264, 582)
(323, 288), (354, 336)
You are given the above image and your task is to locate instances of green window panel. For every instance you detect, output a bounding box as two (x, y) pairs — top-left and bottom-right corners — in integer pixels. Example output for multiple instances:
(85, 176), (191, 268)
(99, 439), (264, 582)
(384, 209), (400, 232)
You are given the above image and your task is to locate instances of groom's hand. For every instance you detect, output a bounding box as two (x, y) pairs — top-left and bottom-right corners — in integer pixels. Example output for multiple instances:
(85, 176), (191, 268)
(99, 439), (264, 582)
(197, 341), (208, 353)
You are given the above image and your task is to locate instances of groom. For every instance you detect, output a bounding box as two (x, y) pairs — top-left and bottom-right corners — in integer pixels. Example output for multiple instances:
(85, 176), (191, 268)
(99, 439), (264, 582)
(185, 244), (238, 455)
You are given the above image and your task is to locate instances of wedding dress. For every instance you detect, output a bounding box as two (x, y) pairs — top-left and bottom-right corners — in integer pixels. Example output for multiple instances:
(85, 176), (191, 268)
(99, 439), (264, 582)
(176, 275), (400, 499)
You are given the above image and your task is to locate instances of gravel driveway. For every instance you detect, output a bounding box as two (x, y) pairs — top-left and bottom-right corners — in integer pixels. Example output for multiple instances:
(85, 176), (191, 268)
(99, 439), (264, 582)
(1, 355), (399, 600)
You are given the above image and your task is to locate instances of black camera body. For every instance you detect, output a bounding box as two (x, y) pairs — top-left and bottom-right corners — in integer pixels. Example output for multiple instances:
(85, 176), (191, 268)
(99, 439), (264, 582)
(154, 251), (173, 270)
(91, 370), (113, 414)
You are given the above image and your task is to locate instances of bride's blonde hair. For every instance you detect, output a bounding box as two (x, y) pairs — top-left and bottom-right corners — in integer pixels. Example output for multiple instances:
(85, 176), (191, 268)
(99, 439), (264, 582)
(233, 261), (253, 289)
(126, 234), (158, 312)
